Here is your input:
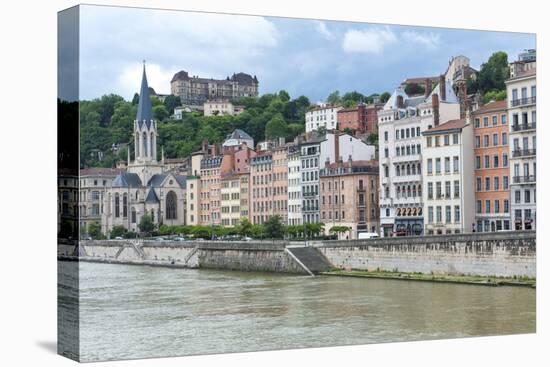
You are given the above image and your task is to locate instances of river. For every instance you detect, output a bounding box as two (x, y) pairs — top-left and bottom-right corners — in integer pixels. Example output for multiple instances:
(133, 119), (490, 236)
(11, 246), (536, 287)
(58, 261), (536, 362)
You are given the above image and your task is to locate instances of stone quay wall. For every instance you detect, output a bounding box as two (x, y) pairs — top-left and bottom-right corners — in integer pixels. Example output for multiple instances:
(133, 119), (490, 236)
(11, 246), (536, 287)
(59, 231), (536, 277)
(313, 230), (536, 277)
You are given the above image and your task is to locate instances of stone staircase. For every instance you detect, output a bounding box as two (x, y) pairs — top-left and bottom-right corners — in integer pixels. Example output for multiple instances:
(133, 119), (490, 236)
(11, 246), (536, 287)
(286, 246), (332, 274)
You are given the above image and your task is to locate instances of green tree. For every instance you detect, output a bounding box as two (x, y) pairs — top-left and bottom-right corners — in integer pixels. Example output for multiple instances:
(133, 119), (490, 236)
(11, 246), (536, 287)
(477, 51), (509, 95)
(110, 225), (127, 238)
(262, 215), (285, 239)
(265, 114), (288, 140)
(278, 90), (291, 102)
(88, 221), (102, 239)
(251, 224), (264, 239)
(329, 225), (351, 239)
(163, 94), (181, 115)
(380, 92), (391, 103)
(366, 133), (378, 146)
(483, 89), (507, 104)
(138, 214), (155, 235)
(131, 93), (139, 105)
(327, 90), (341, 105)
(237, 218), (253, 237)
(153, 105), (169, 121)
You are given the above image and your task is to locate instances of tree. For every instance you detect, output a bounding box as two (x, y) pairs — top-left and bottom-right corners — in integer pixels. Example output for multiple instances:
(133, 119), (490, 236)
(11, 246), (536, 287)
(110, 225), (127, 238)
(477, 51), (509, 95)
(326, 90), (341, 105)
(153, 105), (169, 121)
(305, 222), (325, 239)
(138, 214), (155, 235)
(483, 89), (507, 104)
(278, 90), (291, 102)
(163, 94), (181, 115)
(251, 224), (264, 239)
(265, 114), (288, 140)
(379, 92), (391, 103)
(366, 133), (378, 146)
(88, 221), (102, 239)
(329, 225), (351, 239)
(263, 215), (285, 239)
(131, 93), (140, 105)
(237, 218), (253, 237)
(404, 83), (425, 96)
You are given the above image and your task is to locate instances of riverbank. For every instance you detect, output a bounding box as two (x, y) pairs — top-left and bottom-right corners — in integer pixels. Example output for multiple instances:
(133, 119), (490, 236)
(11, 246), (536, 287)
(322, 269), (536, 288)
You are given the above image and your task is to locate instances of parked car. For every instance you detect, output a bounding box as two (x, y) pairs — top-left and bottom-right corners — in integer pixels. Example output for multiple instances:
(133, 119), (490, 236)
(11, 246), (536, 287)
(242, 236), (253, 242)
(114, 236), (123, 240)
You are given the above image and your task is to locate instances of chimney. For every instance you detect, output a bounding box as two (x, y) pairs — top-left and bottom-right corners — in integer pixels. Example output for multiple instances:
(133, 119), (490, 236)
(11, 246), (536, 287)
(424, 78), (431, 98)
(334, 132), (340, 163)
(439, 74), (446, 101)
(432, 94), (440, 126)
(396, 95), (404, 109)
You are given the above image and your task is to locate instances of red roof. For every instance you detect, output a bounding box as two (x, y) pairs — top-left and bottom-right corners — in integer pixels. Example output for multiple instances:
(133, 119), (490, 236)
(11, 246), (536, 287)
(425, 118), (467, 133)
(473, 100), (507, 114)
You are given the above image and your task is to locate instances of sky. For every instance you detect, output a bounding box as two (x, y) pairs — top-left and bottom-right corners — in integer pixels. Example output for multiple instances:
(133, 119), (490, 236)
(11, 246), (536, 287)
(75, 4), (536, 102)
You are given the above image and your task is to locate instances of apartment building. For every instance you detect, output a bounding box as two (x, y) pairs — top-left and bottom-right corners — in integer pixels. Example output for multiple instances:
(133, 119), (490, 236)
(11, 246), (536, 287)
(320, 159), (379, 239)
(186, 176), (200, 226)
(336, 103), (382, 136)
(472, 100), (511, 232)
(287, 145), (302, 225)
(300, 137), (323, 224)
(507, 51), (536, 230)
(422, 117), (475, 234)
(320, 132), (376, 164)
(272, 144), (289, 223)
(378, 76), (461, 237)
(305, 105), (341, 133)
(250, 153), (273, 224)
(199, 156), (222, 225)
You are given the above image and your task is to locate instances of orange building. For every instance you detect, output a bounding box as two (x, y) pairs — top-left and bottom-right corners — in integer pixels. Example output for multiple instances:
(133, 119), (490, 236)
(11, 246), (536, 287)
(337, 102), (382, 136)
(472, 100), (511, 232)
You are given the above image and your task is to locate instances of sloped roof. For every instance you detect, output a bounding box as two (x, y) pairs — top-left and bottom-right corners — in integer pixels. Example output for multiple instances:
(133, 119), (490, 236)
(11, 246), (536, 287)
(171, 70), (190, 82)
(145, 188), (160, 203)
(428, 80), (459, 103)
(226, 129), (253, 141)
(231, 72), (256, 85)
(174, 175), (187, 188)
(423, 118), (467, 135)
(147, 174), (167, 187)
(112, 172), (142, 188)
(136, 65), (154, 127)
(473, 100), (507, 115)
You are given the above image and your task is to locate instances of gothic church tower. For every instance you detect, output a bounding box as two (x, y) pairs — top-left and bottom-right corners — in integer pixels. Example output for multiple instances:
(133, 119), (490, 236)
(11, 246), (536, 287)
(127, 63), (164, 184)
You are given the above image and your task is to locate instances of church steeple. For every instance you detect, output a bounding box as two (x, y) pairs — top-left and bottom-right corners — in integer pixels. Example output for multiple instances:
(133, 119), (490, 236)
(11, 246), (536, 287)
(136, 61), (153, 125)
(133, 61), (158, 164)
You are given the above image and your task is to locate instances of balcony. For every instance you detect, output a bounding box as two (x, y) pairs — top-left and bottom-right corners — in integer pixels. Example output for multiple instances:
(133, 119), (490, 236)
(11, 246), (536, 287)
(357, 186), (366, 192)
(302, 191), (318, 197)
(510, 96), (536, 107)
(512, 149), (536, 158)
(511, 123), (536, 132)
(393, 174), (421, 184)
(513, 175), (536, 184)
(393, 154), (421, 164)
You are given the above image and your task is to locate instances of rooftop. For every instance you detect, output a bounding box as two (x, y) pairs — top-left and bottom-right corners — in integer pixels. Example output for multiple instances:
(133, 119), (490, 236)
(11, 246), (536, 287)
(423, 118), (467, 135)
(473, 100), (507, 115)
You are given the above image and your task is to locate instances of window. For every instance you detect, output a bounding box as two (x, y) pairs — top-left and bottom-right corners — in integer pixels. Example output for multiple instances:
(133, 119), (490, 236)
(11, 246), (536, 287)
(435, 158), (441, 174)
(503, 154), (508, 167)
(475, 156), (481, 169)
(445, 206), (451, 223)
(384, 131), (388, 141)
(502, 132), (508, 145)
(495, 200), (500, 213)
(436, 206), (442, 223)
(515, 190), (521, 204)
(445, 181), (451, 198)
(428, 207), (434, 223)
(444, 157), (450, 173)
(454, 206), (460, 223)
(122, 194), (127, 218)
(166, 191), (177, 220)
(454, 180), (459, 198)
(427, 137), (432, 147)
(485, 177), (490, 191)
(493, 133), (498, 146)
(493, 155), (499, 168)
(453, 156), (459, 173)
(444, 135), (450, 146)
(476, 177), (481, 191)
(475, 136), (480, 148)
(453, 133), (458, 144)
(435, 136), (440, 146)
(504, 199), (509, 213)
(427, 159), (433, 175)
(436, 182), (442, 198)
(114, 194), (120, 218)
(503, 176), (509, 190)
(525, 190), (531, 203)
(131, 208), (136, 224)
(428, 182), (433, 199)
(476, 200), (482, 214)
(483, 117), (489, 127)
(502, 114), (507, 124)
(483, 135), (489, 147)
(484, 155), (490, 168)
(494, 177), (500, 190)
(492, 115), (498, 126)
(474, 118), (480, 128)
(485, 200), (490, 213)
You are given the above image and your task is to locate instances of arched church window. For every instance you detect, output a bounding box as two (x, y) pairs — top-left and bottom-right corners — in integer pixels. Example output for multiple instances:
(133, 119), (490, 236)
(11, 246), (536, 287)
(166, 191), (177, 220)
(115, 193), (120, 218)
(151, 132), (155, 159)
(143, 132), (148, 157)
(123, 193), (128, 218)
(131, 208), (136, 224)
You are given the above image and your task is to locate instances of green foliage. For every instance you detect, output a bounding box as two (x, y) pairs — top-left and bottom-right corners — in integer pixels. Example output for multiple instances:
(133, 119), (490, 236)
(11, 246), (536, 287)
(110, 225), (127, 238)
(265, 113), (288, 140)
(88, 221), (103, 239)
(263, 215), (285, 239)
(326, 90), (341, 105)
(153, 105), (169, 121)
(366, 133), (378, 146)
(329, 226), (351, 234)
(237, 218), (253, 237)
(477, 51), (509, 95)
(483, 89), (507, 104)
(379, 92), (391, 103)
(163, 94), (181, 114)
(138, 214), (155, 234)
(404, 83), (425, 96)
(251, 224), (264, 239)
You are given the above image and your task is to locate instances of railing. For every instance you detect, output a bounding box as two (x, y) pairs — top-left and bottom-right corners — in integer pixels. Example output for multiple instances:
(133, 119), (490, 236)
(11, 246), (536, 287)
(512, 149), (536, 158)
(510, 96), (536, 107)
(512, 123), (536, 132)
(513, 175), (536, 184)
(302, 191), (318, 197)
(357, 186), (365, 192)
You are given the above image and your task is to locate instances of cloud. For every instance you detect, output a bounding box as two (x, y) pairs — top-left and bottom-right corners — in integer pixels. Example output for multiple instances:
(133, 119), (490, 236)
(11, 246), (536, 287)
(315, 21), (334, 40)
(402, 31), (441, 49)
(342, 27), (397, 54)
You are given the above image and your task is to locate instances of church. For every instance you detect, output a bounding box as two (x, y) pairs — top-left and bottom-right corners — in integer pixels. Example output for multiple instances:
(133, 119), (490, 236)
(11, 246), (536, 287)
(101, 64), (187, 235)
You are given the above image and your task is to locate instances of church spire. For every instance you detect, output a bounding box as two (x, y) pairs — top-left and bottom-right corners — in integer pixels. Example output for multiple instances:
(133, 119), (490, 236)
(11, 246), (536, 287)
(136, 61), (153, 125)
